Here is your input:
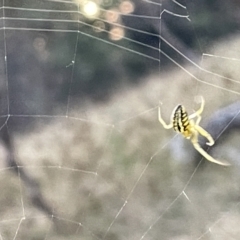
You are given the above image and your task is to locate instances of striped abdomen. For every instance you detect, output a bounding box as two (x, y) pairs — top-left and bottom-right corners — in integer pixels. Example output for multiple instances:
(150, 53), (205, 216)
(172, 105), (190, 135)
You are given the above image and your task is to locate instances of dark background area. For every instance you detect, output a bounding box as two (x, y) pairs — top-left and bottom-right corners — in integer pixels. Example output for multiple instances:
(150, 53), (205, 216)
(1, 0), (240, 117)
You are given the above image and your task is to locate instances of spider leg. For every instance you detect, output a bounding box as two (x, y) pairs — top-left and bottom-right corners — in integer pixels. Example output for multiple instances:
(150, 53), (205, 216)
(189, 96), (205, 120)
(195, 115), (201, 125)
(158, 105), (173, 129)
(194, 125), (214, 146)
(191, 140), (230, 166)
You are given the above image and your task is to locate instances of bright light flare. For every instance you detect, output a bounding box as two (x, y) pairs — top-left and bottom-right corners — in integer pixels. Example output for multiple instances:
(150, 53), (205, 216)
(105, 8), (119, 23)
(119, 1), (134, 14)
(109, 27), (124, 41)
(82, 1), (100, 18)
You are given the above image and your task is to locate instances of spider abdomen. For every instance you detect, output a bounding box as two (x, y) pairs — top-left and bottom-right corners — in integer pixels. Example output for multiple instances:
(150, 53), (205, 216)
(172, 105), (191, 136)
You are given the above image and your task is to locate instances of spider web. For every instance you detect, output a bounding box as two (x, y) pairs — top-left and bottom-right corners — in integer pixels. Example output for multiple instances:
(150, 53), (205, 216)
(1, 0), (240, 239)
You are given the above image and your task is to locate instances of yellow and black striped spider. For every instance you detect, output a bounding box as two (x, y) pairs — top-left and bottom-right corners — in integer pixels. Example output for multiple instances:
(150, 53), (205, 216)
(158, 97), (229, 166)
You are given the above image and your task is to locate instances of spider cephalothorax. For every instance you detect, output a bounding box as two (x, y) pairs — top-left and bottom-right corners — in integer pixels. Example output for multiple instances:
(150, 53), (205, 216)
(158, 97), (229, 166)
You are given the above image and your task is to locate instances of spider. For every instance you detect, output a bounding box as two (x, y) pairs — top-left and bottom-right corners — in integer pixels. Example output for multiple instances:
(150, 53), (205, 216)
(158, 97), (229, 166)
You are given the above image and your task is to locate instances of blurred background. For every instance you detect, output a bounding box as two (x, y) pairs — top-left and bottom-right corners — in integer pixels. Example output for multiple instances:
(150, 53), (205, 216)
(1, 0), (240, 239)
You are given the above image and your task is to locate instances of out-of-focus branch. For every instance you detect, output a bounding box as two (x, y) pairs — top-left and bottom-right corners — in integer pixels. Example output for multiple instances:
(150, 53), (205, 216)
(1, 125), (53, 216)
(195, 101), (240, 162)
